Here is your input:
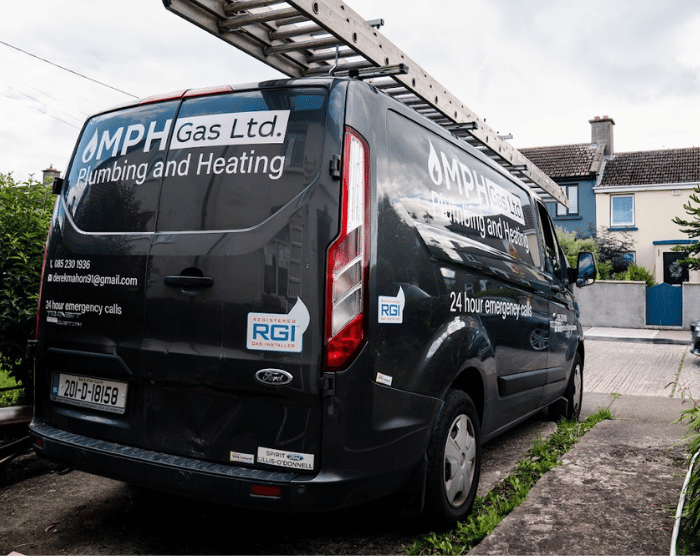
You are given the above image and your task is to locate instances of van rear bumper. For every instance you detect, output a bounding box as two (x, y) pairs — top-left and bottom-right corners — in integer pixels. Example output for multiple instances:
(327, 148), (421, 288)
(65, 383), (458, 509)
(29, 421), (416, 512)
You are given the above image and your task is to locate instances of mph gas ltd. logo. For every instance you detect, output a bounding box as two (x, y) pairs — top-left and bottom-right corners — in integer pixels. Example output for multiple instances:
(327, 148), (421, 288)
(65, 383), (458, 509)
(428, 141), (525, 226)
(80, 110), (290, 164)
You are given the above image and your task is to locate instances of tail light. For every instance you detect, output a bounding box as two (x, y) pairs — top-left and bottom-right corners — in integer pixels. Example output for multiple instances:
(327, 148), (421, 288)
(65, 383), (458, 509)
(323, 127), (370, 371)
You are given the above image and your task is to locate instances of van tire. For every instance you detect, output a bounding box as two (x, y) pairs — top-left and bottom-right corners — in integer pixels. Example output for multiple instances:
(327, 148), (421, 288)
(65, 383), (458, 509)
(550, 353), (583, 422)
(424, 389), (481, 528)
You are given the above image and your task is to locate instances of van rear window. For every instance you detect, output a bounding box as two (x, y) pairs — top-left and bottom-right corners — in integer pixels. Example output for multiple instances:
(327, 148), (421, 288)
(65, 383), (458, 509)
(64, 101), (179, 233)
(63, 88), (328, 233)
(157, 88), (328, 232)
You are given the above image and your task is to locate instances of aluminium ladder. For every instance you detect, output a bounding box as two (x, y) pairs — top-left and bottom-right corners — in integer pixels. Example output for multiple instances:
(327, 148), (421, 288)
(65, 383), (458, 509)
(163, 0), (568, 206)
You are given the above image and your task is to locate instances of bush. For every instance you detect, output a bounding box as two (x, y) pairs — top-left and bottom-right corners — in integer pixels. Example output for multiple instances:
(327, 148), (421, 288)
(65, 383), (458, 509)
(612, 263), (657, 287)
(556, 227), (597, 268)
(0, 365), (23, 407)
(597, 260), (613, 280)
(0, 173), (54, 385)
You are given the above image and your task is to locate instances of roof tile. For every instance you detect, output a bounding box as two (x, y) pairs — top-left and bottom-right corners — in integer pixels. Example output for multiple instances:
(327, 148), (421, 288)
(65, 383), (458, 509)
(520, 144), (599, 179)
(599, 147), (700, 186)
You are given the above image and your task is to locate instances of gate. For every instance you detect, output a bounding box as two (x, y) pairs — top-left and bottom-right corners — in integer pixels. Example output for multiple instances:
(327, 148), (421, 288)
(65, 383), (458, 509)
(646, 283), (682, 326)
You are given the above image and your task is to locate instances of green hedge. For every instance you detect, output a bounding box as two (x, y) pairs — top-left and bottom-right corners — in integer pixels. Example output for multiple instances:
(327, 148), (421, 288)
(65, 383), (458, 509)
(0, 173), (55, 388)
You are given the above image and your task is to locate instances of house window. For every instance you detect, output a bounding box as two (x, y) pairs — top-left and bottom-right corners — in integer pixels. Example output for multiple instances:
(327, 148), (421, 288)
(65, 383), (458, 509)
(555, 185), (579, 216)
(622, 252), (636, 264)
(611, 195), (634, 227)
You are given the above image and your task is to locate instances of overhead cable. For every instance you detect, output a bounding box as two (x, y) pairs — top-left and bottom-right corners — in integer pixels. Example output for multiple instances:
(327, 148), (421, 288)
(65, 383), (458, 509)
(0, 39), (138, 99)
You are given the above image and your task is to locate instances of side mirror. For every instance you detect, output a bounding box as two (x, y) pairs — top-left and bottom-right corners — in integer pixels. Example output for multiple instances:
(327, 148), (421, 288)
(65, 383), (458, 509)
(52, 177), (64, 195)
(575, 251), (596, 287)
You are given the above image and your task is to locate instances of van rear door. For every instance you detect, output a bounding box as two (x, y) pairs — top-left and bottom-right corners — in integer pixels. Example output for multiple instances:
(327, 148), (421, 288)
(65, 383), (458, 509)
(142, 87), (332, 470)
(41, 100), (177, 422)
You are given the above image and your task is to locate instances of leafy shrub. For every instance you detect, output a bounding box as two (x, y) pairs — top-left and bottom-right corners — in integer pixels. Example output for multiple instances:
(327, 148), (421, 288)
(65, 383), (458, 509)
(597, 260), (613, 280)
(0, 173), (55, 385)
(0, 365), (23, 407)
(556, 227), (597, 268)
(612, 263), (657, 287)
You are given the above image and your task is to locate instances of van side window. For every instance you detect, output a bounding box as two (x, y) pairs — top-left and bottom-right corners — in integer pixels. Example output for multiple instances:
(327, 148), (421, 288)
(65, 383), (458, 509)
(385, 111), (541, 271)
(537, 201), (568, 282)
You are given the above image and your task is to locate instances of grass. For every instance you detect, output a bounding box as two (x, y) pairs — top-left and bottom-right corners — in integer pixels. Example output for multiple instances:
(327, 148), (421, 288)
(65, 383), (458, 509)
(405, 408), (614, 555)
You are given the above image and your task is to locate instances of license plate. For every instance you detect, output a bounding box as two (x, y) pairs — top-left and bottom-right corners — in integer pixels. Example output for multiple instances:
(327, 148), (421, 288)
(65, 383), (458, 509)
(51, 373), (128, 414)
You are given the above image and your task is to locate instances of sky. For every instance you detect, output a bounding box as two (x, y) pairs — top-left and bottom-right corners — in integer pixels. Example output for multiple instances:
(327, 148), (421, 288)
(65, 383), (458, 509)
(1, 0), (699, 182)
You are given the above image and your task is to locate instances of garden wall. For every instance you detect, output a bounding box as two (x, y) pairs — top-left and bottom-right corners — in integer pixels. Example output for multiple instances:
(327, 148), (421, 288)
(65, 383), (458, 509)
(575, 280), (700, 330)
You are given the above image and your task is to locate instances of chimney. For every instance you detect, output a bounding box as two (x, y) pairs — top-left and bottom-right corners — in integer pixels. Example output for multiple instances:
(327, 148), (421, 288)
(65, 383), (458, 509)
(42, 165), (61, 184)
(589, 116), (615, 156)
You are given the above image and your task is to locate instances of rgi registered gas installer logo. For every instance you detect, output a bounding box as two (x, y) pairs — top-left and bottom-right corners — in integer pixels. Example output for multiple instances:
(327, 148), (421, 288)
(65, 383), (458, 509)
(378, 287), (405, 324)
(246, 298), (310, 353)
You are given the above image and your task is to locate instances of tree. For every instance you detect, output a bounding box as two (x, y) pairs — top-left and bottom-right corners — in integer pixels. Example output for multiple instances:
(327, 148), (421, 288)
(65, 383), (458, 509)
(672, 185), (700, 269)
(0, 173), (55, 386)
(591, 227), (634, 276)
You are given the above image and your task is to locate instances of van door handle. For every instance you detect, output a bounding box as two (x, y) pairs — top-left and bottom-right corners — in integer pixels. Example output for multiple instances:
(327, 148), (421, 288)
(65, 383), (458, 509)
(164, 276), (214, 288)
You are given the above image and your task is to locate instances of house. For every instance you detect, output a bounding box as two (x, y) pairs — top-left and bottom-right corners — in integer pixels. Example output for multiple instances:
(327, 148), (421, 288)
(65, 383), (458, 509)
(594, 145), (700, 284)
(522, 116), (700, 285)
(520, 116), (612, 236)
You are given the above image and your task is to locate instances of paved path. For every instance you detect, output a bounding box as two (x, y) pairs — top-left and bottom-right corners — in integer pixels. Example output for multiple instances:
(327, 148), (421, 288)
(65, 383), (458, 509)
(586, 339), (700, 398)
(471, 338), (695, 555)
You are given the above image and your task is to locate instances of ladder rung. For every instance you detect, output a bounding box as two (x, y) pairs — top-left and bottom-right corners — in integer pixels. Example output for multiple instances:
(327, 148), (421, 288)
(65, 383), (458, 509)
(399, 98), (427, 106)
(307, 47), (357, 62)
(223, 0), (286, 14)
(264, 35), (342, 54)
(273, 14), (309, 26)
(219, 7), (299, 31)
(269, 23), (324, 40)
(379, 86), (410, 95)
(446, 122), (479, 132)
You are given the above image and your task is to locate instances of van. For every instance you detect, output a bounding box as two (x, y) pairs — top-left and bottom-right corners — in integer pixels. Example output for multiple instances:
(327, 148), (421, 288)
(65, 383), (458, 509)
(29, 77), (596, 525)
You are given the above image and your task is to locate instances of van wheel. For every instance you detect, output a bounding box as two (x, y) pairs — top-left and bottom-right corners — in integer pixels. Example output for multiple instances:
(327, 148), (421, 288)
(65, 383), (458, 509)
(424, 390), (481, 527)
(550, 353), (583, 421)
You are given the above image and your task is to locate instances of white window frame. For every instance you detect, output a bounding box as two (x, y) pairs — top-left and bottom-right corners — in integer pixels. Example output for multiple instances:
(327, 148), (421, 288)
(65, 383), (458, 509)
(611, 194), (634, 227)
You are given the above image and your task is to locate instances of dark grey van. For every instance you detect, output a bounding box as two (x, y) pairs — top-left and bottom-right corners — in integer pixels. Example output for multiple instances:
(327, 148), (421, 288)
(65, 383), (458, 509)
(29, 77), (595, 525)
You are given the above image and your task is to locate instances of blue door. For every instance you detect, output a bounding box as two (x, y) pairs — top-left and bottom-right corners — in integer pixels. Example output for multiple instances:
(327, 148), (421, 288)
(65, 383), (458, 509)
(646, 283), (682, 326)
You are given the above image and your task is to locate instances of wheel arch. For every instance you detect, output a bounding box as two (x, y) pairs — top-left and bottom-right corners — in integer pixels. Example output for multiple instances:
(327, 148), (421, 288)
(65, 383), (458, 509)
(451, 367), (485, 427)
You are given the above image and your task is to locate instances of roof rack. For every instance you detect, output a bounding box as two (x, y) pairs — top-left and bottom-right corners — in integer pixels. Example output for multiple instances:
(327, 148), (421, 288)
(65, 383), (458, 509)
(163, 0), (568, 206)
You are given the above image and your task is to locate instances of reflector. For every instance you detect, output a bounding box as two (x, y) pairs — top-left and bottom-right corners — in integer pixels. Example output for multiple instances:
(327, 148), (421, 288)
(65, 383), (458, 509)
(250, 484), (283, 498)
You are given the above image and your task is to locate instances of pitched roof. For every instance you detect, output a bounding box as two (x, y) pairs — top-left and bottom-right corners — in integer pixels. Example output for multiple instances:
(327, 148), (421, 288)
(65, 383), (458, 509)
(599, 147), (700, 187)
(520, 144), (603, 180)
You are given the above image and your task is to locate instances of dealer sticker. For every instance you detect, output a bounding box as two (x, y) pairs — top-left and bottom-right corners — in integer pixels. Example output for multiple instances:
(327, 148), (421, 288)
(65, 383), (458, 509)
(230, 451), (255, 465)
(257, 447), (315, 470)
